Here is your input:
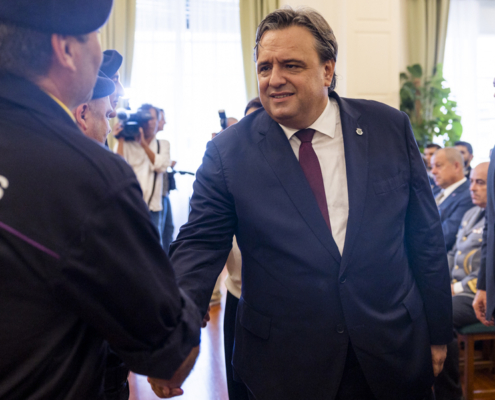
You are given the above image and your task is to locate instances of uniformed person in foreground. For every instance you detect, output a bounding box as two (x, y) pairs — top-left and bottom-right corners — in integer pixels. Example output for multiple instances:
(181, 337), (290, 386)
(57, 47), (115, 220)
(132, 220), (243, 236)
(434, 162), (489, 400)
(0, 1), (201, 399)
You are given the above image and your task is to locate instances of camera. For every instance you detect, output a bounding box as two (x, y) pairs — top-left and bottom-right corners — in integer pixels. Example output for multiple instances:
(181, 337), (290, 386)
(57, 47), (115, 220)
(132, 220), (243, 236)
(116, 109), (152, 140)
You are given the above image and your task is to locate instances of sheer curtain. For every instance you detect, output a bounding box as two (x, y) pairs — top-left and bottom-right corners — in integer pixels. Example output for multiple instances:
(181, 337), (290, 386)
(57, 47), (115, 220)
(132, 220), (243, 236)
(443, 0), (495, 165)
(131, 0), (247, 238)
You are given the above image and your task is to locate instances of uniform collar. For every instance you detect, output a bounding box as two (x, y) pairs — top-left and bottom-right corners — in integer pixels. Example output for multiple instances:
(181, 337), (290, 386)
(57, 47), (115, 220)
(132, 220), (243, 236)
(0, 73), (76, 127)
(279, 97), (338, 140)
(44, 92), (76, 122)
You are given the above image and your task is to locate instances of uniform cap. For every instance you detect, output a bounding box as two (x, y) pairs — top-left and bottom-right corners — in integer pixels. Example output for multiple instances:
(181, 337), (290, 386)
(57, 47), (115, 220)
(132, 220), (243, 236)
(100, 50), (123, 79)
(91, 71), (115, 100)
(0, 0), (114, 35)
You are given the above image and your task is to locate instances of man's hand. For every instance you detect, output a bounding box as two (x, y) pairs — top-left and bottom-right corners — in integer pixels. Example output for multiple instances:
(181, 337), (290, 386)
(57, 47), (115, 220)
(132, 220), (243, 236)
(147, 346), (200, 398)
(202, 306), (211, 328)
(113, 122), (124, 139)
(431, 345), (447, 377)
(473, 290), (494, 326)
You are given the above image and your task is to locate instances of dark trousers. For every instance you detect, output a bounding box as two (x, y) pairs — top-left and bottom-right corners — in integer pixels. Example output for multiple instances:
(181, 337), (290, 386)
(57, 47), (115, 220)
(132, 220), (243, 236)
(434, 294), (478, 400)
(224, 291), (250, 400)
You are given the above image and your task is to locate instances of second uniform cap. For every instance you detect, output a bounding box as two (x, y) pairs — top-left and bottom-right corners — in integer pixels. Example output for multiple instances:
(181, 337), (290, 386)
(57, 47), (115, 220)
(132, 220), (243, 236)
(92, 71), (115, 100)
(0, 0), (113, 35)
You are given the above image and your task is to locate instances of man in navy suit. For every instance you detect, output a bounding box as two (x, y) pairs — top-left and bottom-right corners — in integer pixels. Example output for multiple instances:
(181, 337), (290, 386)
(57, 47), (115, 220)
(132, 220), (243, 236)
(431, 147), (473, 251)
(170, 7), (452, 400)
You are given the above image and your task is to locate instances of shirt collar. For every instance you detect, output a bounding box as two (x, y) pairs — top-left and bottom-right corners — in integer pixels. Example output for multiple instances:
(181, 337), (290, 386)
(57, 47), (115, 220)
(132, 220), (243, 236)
(442, 177), (467, 199)
(279, 97), (338, 140)
(44, 92), (76, 123)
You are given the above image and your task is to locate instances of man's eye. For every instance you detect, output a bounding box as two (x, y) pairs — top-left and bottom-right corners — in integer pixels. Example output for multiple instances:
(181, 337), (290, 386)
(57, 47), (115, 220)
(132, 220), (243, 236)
(259, 66), (269, 73)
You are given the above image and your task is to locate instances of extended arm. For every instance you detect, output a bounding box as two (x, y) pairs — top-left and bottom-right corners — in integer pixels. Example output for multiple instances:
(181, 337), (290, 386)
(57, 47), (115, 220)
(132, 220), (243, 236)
(170, 140), (237, 317)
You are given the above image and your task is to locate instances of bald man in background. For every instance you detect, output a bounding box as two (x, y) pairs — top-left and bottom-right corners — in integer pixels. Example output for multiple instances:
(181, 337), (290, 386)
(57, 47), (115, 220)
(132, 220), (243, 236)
(431, 147), (474, 251)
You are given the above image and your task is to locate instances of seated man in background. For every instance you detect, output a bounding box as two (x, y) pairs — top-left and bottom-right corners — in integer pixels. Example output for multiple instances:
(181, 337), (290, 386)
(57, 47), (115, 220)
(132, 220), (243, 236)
(424, 143), (442, 196)
(116, 104), (170, 237)
(432, 147), (473, 251)
(455, 140), (474, 179)
(72, 72), (115, 144)
(434, 162), (489, 400)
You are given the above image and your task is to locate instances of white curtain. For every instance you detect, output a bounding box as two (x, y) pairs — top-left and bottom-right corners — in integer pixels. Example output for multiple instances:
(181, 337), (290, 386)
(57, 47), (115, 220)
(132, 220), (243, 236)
(131, 0), (247, 238)
(443, 0), (495, 165)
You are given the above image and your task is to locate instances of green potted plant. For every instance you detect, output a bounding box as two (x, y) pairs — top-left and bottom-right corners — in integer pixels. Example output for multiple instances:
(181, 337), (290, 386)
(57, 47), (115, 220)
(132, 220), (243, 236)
(400, 63), (462, 150)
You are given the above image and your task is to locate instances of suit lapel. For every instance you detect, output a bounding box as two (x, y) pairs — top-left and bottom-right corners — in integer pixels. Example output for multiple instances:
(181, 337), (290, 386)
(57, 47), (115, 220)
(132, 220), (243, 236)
(438, 180), (468, 217)
(331, 93), (368, 274)
(256, 112), (342, 264)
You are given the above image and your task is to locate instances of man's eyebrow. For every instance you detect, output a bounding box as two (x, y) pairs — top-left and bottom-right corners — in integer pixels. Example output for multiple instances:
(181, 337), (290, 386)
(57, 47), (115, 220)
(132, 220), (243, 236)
(281, 59), (305, 64)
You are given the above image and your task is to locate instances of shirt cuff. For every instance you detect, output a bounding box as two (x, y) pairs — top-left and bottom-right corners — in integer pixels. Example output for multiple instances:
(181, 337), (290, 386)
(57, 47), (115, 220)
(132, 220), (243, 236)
(453, 282), (464, 295)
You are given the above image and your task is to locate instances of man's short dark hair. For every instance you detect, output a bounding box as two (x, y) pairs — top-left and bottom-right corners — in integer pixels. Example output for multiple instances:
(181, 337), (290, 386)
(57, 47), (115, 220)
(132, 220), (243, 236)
(254, 7), (338, 91)
(454, 141), (473, 155)
(244, 97), (263, 116)
(0, 21), (53, 80)
(425, 143), (442, 151)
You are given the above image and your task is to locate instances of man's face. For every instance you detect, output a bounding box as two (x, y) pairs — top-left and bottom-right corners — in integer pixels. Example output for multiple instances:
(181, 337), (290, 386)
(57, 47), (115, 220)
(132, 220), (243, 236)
(470, 164), (489, 208)
(423, 147), (437, 169)
(256, 26), (335, 130)
(109, 70), (125, 111)
(157, 111), (166, 132)
(431, 151), (462, 189)
(73, 32), (103, 104)
(144, 108), (158, 139)
(455, 145), (473, 167)
(85, 97), (113, 144)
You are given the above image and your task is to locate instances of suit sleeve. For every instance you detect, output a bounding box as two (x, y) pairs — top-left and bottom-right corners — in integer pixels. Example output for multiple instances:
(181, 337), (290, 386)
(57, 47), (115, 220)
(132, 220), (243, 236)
(402, 112), (453, 345)
(170, 139), (237, 316)
(477, 219), (488, 290)
(441, 195), (474, 252)
(54, 178), (201, 380)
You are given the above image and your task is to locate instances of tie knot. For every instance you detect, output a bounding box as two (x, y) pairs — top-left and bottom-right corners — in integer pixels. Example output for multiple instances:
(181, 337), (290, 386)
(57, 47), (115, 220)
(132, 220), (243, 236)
(295, 128), (315, 143)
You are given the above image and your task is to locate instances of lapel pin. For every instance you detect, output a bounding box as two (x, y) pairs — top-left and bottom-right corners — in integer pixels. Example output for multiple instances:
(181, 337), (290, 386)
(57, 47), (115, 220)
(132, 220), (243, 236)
(356, 128), (363, 135)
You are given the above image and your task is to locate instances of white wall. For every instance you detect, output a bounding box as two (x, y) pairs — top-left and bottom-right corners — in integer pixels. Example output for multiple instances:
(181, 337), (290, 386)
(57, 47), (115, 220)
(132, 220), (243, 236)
(280, 0), (404, 109)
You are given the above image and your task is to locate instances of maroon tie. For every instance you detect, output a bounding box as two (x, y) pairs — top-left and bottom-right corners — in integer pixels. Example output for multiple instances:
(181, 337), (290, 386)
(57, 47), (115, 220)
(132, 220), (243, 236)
(295, 129), (331, 231)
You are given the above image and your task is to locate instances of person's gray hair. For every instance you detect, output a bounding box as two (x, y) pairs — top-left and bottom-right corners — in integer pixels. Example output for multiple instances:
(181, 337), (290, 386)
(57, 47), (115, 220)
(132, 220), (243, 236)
(0, 21), (88, 81)
(254, 6), (338, 91)
(0, 21), (53, 80)
(436, 147), (464, 167)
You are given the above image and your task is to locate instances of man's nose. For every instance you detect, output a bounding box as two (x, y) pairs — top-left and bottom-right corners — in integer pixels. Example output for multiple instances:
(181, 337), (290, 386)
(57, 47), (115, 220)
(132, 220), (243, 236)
(269, 65), (286, 87)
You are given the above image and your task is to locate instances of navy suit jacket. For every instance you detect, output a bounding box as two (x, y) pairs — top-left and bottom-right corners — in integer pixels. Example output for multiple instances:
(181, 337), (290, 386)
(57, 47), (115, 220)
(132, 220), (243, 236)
(170, 92), (452, 400)
(437, 180), (472, 251)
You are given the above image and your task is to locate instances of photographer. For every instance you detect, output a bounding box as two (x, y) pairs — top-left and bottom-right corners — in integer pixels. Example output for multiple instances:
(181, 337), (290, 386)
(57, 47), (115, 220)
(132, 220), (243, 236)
(115, 104), (170, 236)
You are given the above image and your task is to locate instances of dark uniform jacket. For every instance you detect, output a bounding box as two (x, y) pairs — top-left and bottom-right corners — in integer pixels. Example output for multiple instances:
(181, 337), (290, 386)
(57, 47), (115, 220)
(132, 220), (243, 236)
(448, 206), (485, 297)
(170, 92), (452, 400)
(0, 74), (201, 400)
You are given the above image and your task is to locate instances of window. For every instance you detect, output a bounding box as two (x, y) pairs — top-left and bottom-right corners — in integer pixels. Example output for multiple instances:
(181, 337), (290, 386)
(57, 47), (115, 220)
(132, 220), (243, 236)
(444, 0), (495, 164)
(131, 0), (247, 237)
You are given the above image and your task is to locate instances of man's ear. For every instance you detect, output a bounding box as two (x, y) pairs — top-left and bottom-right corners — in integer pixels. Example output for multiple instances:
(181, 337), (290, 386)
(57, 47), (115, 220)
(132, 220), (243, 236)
(51, 34), (78, 73)
(74, 104), (90, 132)
(323, 59), (336, 87)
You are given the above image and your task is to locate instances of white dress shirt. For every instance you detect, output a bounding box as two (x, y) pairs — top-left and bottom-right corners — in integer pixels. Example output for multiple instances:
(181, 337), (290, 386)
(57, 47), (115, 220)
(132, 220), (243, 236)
(279, 98), (349, 255)
(436, 177), (467, 206)
(114, 139), (170, 212)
